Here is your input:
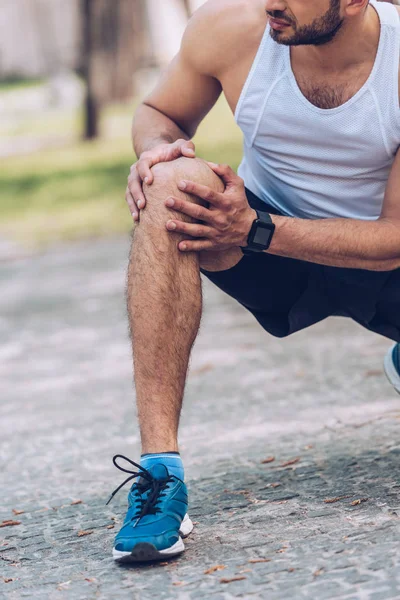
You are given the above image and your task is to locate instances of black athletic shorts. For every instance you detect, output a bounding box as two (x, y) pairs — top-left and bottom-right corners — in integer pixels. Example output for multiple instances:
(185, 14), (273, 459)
(200, 188), (400, 341)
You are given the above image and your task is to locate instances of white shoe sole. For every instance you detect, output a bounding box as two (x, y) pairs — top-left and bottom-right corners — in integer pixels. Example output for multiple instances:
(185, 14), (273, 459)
(179, 513), (194, 537)
(112, 513), (194, 563)
(384, 344), (400, 395)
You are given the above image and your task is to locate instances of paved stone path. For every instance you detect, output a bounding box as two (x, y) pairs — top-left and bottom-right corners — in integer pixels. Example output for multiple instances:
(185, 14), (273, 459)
(2, 237), (400, 599)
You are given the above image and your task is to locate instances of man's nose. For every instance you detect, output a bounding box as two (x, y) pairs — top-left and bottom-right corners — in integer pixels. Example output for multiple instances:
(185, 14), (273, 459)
(265, 0), (287, 11)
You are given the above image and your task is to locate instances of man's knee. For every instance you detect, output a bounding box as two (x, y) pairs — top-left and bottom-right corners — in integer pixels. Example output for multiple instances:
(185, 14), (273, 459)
(141, 157), (224, 227)
(150, 157), (224, 193)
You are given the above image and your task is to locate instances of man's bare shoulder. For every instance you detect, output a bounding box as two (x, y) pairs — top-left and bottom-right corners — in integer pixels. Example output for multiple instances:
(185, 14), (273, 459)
(182, 0), (266, 77)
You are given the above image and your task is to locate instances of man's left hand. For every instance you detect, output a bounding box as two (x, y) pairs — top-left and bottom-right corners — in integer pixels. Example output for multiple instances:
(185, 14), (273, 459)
(164, 163), (256, 252)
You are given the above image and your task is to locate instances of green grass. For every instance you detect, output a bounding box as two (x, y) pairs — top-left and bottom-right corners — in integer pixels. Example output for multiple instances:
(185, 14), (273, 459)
(0, 97), (243, 247)
(0, 76), (44, 92)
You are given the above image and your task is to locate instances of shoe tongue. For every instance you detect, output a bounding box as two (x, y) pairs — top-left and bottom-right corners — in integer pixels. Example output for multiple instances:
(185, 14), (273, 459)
(147, 463), (170, 481)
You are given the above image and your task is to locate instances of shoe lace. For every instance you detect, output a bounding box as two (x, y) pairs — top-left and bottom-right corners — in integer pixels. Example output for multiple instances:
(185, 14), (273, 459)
(106, 454), (174, 519)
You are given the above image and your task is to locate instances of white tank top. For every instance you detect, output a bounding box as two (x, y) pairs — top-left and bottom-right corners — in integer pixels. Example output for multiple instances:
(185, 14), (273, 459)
(235, 0), (400, 220)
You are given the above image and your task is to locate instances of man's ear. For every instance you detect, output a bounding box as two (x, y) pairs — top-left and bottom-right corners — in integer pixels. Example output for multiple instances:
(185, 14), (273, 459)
(343, 0), (369, 17)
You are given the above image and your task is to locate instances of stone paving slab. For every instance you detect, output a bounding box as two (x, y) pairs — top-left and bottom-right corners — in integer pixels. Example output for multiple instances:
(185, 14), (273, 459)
(2, 237), (400, 599)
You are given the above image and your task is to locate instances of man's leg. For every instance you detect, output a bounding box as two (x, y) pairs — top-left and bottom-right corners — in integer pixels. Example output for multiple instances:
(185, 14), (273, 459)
(127, 157), (241, 454)
(112, 157), (245, 562)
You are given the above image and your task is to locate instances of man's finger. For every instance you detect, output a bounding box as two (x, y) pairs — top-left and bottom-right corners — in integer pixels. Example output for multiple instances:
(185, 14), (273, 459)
(206, 162), (238, 188)
(166, 220), (214, 238)
(181, 147), (196, 157)
(136, 158), (154, 185)
(126, 187), (139, 221)
(180, 140), (196, 157)
(177, 180), (223, 206)
(178, 239), (215, 252)
(128, 177), (147, 211)
(165, 197), (214, 223)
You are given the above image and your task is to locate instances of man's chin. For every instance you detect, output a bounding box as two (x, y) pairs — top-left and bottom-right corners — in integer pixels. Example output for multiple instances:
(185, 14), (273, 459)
(270, 30), (293, 45)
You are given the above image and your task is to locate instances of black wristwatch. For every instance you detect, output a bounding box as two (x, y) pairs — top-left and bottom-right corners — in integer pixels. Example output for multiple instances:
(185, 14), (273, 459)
(241, 210), (276, 255)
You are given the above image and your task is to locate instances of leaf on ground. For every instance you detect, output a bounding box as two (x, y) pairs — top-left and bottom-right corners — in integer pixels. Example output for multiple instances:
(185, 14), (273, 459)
(280, 457), (301, 467)
(261, 456), (275, 464)
(351, 498), (369, 506)
(304, 444), (314, 450)
(0, 520), (21, 528)
(248, 558), (271, 564)
(12, 509), (24, 516)
(57, 581), (71, 590)
(228, 490), (250, 496)
(220, 576), (247, 584)
(71, 500), (83, 505)
(313, 568), (324, 577)
(3, 578), (15, 583)
(271, 483), (281, 488)
(85, 578), (97, 583)
(77, 530), (93, 537)
(276, 546), (289, 554)
(106, 525), (115, 529)
(364, 369), (381, 377)
(172, 581), (186, 586)
(324, 495), (352, 504)
(204, 565), (226, 575)
(237, 569), (252, 573)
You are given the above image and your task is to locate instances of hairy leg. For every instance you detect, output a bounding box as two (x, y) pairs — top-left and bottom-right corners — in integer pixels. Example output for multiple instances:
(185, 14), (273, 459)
(127, 157), (240, 454)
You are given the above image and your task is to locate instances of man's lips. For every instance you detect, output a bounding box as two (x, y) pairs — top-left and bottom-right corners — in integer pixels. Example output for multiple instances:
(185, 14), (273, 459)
(268, 16), (291, 29)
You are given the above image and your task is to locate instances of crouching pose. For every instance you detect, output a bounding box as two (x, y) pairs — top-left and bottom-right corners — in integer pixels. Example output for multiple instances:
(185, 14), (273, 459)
(109, 0), (400, 562)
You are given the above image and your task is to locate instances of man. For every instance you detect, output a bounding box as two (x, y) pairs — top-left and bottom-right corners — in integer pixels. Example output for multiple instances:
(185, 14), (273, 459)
(108, 0), (400, 563)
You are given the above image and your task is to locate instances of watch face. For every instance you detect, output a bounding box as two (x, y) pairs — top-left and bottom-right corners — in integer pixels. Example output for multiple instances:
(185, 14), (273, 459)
(253, 225), (273, 246)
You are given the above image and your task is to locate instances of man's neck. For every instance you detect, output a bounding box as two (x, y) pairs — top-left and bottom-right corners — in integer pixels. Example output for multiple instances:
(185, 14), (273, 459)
(292, 4), (380, 74)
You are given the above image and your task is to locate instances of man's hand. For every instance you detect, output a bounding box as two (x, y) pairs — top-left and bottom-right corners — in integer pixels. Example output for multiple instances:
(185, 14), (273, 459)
(126, 139), (196, 221)
(164, 163), (257, 252)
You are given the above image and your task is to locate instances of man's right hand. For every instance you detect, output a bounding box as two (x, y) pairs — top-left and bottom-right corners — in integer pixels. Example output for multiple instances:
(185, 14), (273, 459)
(126, 139), (196, 221)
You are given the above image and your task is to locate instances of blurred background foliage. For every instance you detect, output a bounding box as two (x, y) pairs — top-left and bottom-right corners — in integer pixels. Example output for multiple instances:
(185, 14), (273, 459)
(0, 0), (242, 248)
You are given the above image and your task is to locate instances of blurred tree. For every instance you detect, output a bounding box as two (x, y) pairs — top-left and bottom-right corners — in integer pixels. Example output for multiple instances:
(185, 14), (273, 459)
(82, 0), (98, 139)
(81, 0), (148, 140)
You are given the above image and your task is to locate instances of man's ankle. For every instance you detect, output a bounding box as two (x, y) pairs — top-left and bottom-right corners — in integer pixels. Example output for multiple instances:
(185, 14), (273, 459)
(141, 443), (179, 455)
(140, 451), (185, 481)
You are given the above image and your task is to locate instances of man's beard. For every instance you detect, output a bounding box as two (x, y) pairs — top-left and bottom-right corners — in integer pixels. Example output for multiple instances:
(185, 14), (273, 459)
(268, 0), (343, 46)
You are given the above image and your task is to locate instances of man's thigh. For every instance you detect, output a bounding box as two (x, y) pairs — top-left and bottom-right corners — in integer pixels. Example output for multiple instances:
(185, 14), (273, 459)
(376, 269), (400, 342)
(200, 250), (323, 337)
(199, 186), (400, 342)
(324, 264), (400, 342)
(200, 189), (337, 338)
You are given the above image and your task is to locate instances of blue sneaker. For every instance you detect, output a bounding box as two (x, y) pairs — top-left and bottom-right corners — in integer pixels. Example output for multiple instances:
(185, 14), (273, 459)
(107, 455), (193, 563)
(384, 343), (400, 395)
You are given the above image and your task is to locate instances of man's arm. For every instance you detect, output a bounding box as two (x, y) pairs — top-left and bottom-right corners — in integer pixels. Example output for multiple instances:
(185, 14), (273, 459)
(267, 150), (400, 271)
(127, 1), (231, 217)
(132, 1), (235, 157)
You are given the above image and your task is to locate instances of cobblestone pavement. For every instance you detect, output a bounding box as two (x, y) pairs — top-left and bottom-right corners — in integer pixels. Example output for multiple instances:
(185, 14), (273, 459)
(2, 237), (400, 600)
